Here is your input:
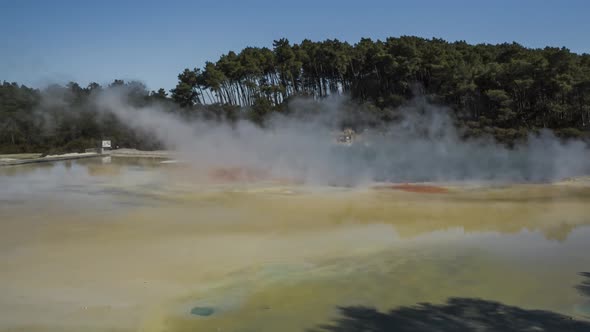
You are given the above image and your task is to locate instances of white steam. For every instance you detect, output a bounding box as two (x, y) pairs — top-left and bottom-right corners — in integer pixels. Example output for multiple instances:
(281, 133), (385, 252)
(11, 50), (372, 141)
(94, 89), (590, 185)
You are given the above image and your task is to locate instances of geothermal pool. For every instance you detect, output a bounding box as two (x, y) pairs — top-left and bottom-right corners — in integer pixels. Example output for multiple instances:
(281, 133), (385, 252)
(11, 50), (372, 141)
(0, 157), (589, 332)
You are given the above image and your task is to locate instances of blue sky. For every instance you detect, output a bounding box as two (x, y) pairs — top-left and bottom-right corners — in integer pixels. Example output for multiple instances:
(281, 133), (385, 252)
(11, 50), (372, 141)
(1, 0), (588, 91)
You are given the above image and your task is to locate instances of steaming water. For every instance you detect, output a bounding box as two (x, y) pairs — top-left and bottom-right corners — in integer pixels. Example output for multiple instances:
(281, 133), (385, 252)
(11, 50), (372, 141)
(1, 158), (590, 332)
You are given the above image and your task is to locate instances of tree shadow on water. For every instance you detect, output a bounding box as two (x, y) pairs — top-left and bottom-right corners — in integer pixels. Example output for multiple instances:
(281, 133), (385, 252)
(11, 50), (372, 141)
(310, 273), (590, 332)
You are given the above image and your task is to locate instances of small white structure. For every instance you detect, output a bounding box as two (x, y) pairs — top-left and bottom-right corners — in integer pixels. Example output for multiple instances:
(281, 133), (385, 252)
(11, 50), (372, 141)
(100, 140), (112, 154)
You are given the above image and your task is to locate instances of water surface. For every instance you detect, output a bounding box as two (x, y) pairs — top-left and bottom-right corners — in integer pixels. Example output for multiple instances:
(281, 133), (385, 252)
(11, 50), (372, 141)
(0, 158), (589, 332)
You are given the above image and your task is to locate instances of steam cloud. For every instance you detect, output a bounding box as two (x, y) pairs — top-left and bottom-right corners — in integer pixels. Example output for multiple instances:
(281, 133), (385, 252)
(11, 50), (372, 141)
(95, 88), (589, 186)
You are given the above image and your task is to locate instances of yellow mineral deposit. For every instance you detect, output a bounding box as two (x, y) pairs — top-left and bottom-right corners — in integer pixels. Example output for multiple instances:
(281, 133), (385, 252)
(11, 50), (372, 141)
(0, 159), (589, 332)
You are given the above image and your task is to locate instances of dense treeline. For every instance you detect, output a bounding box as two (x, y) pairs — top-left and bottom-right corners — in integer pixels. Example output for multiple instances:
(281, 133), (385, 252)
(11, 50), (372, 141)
(1, 36), (590, 153)
(171, 37), (590, 142)
(0, 79), (245, 153)
(0, 80), (170, 153)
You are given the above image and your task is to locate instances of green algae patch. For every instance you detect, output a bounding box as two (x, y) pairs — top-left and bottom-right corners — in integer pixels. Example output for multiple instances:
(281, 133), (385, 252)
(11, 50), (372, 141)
(190, 306), (215, 317)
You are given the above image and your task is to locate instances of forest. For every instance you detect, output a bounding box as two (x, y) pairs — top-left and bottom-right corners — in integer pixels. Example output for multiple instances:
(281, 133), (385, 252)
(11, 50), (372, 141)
(1, 36), (590, 153)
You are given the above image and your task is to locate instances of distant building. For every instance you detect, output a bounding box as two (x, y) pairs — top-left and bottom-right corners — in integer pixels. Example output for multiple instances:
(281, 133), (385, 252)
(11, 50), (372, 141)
(334, 128), (356, 146)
